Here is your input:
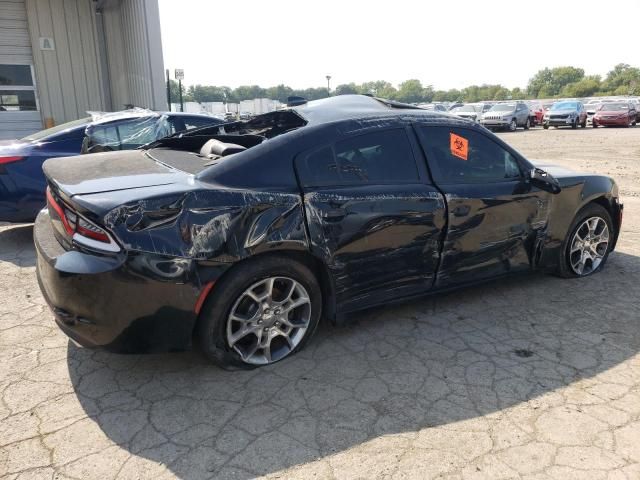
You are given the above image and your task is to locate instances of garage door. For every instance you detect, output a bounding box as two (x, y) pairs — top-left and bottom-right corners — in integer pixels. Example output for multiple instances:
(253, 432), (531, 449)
(0, 0), (42, 140)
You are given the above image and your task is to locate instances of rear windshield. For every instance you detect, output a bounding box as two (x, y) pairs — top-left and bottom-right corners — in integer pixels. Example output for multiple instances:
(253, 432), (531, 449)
(22, 117), (90, 141)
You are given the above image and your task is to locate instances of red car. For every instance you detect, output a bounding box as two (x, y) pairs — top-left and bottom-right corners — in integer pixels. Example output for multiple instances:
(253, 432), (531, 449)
(593, 103), (637, 127)
(528, 102), (545, 126)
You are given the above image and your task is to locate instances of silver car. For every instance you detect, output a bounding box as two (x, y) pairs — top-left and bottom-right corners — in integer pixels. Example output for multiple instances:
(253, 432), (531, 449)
(481, 102), (531, 131)
(450, 103), (492, 122)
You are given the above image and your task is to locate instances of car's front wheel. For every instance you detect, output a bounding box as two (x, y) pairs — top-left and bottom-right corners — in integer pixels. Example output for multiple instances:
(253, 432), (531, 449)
(509, 119), (517, 131)
(559, 203), (613, 278)
(198, 255), (322, 368)
(524, 118), (530, 130)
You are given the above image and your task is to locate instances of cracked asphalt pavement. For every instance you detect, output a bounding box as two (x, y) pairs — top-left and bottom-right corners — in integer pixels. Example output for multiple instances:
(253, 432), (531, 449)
(1, 127), (640, 479)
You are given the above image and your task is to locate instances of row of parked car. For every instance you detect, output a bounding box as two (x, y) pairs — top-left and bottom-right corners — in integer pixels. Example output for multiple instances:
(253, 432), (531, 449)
(420, 98), (640, 131)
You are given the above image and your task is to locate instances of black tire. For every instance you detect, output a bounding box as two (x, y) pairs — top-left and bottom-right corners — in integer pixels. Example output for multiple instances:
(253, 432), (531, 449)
(509, 118), (517, 132)
(557, 203), (614, 278)
(581, 118), (587, 128)
(543, 124), (549, 130)
(571, 119), (577, 129)
(524, 118), (530, 130)
(197, 255), (322, 368)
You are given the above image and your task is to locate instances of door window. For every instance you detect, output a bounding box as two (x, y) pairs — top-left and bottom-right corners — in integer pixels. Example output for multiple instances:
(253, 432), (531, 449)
(418, 126), (522, 184)
(296, 129), (419, 187)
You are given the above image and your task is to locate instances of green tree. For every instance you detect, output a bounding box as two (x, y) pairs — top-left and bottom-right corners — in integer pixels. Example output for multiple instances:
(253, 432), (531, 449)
(602, 64), (640, 95)
(265, 84), (294, 103)
(560, 75), (602, 98)
(359, 80), (397, 99)
(395, 79), (426, 103)
(168, 79), (192, 103)
(334, 83), (359, 95)
(527, 66), (584, 98)
(233, 85), (267, 101)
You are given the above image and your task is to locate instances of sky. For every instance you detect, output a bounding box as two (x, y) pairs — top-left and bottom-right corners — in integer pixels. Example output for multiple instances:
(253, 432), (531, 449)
(159, 0), (640, 91)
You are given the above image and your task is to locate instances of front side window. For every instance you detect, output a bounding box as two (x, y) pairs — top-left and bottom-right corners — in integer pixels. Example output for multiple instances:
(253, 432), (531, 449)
(418, 126), (522, 184)
(0, 65), (37, 112)
(296, 129), (419, 187)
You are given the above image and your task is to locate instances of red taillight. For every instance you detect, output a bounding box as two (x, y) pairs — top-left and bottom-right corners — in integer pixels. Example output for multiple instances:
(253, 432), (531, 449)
(0, 156), (23, 165)
(46, 187), (110, 244)
(46, 187), (74, 236)
(76, 217), (110, 243)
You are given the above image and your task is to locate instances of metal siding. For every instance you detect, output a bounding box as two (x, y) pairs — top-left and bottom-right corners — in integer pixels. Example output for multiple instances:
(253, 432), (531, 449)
(0, 0), (42, 139)
(25, 0), (105, 126)
(103, 0), (165, 111)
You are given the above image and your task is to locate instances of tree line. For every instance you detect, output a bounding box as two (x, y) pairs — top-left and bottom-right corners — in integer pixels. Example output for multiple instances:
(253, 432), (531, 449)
(169, 63), (640, 105)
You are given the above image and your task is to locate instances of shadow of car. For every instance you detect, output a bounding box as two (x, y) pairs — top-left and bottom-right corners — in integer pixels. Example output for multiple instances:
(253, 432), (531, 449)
(64, 249), (640, 479)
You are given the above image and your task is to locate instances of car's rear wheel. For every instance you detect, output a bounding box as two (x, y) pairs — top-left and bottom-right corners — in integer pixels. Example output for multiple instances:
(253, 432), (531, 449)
(559, 203), (613, 278)
(197, 255), (322, 368)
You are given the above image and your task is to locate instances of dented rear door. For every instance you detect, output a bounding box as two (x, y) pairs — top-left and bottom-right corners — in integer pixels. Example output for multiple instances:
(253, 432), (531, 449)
(295, 127), (446, 313)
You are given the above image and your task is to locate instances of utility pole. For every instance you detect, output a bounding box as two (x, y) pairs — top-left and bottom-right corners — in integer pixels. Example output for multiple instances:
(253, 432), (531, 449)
(175, 69), (185, 112)
(166, 69), (171, 111)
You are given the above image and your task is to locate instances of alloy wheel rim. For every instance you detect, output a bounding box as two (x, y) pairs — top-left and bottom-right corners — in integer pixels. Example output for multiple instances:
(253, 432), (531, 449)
(510, 119), (516, 131)
(226, 276), (311, 365)
(569, 216), (610, 276)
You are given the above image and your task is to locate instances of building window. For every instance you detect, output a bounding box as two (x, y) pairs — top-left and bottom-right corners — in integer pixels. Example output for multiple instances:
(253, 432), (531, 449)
(0, 65), (37, 112)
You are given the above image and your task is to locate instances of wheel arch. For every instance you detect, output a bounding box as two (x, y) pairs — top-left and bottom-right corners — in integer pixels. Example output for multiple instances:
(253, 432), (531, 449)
(193, 249), (337, 337)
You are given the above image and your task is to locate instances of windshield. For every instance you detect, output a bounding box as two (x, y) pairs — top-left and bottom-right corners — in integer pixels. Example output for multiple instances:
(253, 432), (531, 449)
(455, 105), (479, 113)
(489, 103), (516, 112)
(599, 103), (629, 111)
(21, 117), (91, 141)
(551, 102), (578, 111)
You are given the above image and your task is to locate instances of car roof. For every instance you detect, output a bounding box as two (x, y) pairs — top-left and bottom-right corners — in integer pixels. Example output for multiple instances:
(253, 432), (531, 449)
(289, 94), (451, 126)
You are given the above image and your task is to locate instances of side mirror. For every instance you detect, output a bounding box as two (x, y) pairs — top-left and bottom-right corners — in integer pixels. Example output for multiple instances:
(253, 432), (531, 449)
(529, 168), (561, 194)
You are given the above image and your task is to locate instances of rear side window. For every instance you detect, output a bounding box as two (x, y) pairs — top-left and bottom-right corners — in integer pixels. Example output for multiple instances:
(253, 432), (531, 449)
(296, 129), (419, 187)
(418, 126), (522, 184)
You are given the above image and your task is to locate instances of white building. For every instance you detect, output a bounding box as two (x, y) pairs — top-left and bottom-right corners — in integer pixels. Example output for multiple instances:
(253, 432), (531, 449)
(0, 0), (167, 139)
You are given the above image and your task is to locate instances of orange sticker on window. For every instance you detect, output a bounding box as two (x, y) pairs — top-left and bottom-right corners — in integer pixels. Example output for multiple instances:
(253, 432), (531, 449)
(450, 132), (468, 161)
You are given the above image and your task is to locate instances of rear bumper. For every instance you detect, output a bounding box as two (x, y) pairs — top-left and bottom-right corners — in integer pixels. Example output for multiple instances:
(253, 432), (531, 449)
(34, 209), (204, 352)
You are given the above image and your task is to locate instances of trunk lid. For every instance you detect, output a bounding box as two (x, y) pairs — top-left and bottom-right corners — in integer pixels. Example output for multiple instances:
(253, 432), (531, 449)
(42, 150), (191, 198)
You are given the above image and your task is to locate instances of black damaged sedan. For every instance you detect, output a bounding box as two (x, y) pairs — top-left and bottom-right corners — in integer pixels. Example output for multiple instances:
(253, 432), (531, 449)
(35, 95), (623, 367)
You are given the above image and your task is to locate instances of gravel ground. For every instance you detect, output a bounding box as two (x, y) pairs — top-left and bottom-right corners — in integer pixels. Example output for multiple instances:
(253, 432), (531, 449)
(1, 126), (640, 479)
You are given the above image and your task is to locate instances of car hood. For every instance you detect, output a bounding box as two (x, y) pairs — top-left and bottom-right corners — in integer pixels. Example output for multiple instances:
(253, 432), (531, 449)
(43, 150), (191, 198)
(485, 110), (514, 116)
(595, 110), (627, 115)
(530, 160), (598, 180)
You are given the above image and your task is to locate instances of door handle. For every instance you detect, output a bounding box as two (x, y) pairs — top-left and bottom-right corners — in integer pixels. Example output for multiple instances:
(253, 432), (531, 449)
(323, 208), (347, 221)
(452, 205), (470, 217)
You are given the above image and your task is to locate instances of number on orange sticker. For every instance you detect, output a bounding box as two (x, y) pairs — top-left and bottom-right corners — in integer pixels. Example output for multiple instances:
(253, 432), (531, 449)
(450, 132), (468, 161)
